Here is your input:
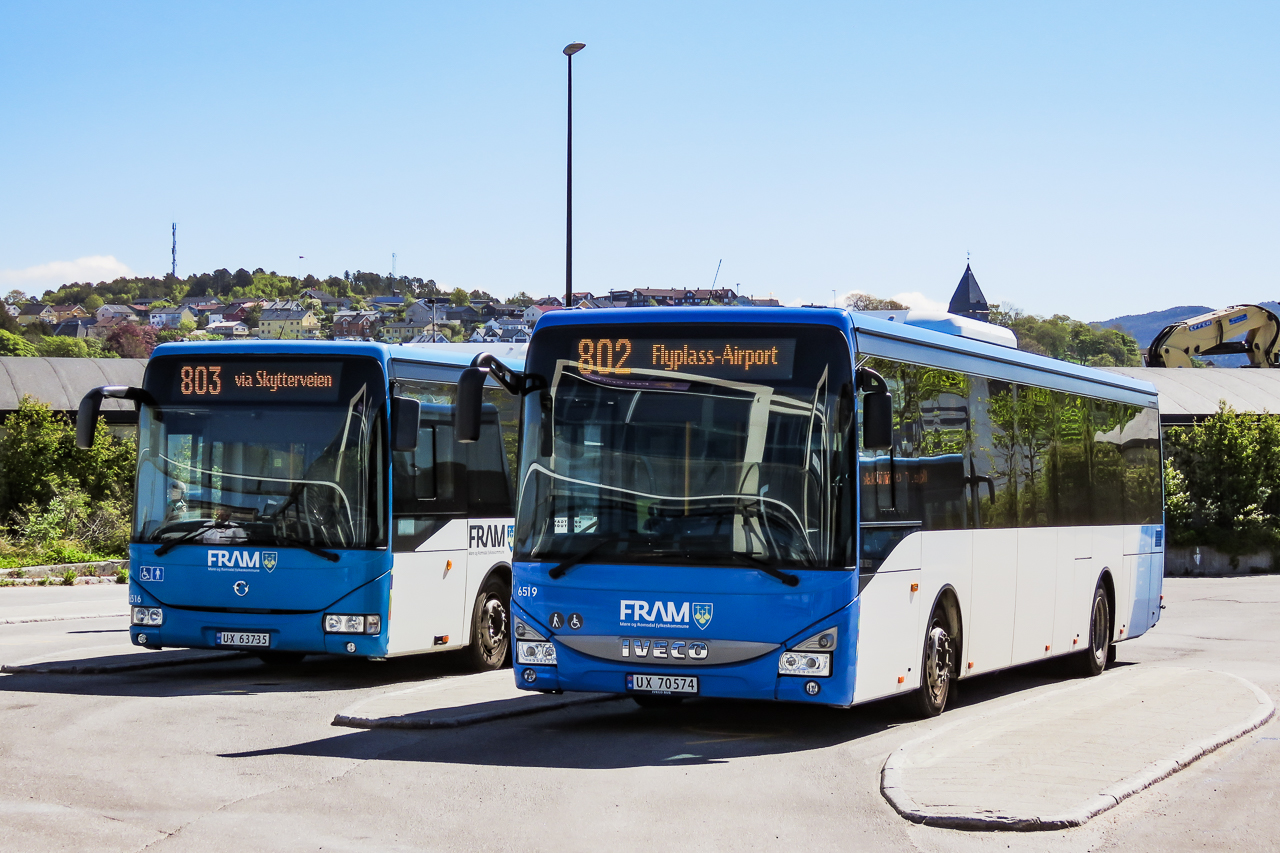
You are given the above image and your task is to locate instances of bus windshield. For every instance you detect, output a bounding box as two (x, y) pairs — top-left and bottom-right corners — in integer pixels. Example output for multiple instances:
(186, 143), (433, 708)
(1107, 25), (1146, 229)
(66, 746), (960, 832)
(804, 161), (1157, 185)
(516, 324), (855, 569)
(134, 356), (387, 551)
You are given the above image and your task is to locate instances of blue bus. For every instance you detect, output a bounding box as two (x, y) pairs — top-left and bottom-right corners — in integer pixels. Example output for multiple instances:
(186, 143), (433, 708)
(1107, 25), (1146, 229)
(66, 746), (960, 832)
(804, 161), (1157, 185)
(456, 306), (1164, 714)
(78, 340), (524, 667)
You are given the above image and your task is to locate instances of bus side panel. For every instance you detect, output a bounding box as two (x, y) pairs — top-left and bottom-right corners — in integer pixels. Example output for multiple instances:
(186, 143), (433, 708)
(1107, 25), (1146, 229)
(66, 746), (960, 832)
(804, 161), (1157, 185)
(967, 529), (1018, 674)
(918, 530), (973, 684)
(461, 516), (514, 647)
(852, 536), (921, 705)
(1054, 528), (1093, 658)
(1012, 529), (1058, 665)
(1092, 527), (1130, 641)
(1127, 552), (1152, 639)
(386, 519), (470, 655)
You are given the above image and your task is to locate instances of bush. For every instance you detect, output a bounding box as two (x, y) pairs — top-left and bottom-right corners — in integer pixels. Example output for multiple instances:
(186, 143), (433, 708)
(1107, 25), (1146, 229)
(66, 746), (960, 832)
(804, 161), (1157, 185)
(0, 397), (134, 516)
(1164, 402), (1280, 555)
(0, 329), (37, 357)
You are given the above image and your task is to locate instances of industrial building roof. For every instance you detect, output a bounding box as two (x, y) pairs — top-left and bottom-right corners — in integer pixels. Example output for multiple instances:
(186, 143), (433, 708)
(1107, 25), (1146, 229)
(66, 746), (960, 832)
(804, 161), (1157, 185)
(1102, 366), (1280, 424)
(0, 357), (148, 423)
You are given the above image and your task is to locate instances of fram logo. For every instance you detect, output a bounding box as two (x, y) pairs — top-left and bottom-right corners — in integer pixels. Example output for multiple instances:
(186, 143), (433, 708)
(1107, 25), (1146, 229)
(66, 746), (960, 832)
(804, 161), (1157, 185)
(469, 524), (509, 550)
(618, 600), (710, 628)
(208, 550), (260, 568)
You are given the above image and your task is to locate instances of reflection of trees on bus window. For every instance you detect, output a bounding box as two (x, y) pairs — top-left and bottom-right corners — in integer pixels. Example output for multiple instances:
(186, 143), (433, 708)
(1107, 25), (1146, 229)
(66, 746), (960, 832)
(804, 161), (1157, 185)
(859, 356), (1162, 542)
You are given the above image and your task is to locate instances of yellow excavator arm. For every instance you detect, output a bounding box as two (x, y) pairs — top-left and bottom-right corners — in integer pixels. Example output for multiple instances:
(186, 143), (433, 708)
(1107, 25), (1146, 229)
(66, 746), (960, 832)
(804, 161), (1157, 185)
(1148, 304), (1280, 368)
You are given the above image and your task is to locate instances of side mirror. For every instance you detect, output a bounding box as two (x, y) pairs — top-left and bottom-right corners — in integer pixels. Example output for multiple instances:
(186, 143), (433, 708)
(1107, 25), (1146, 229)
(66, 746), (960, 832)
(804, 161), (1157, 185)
(390, 396), (420, 452)
(862, 391), (893, 451)
(76, 385), (155, 450)
(76, 388), (107, 450)
(455, 367), (487, 443)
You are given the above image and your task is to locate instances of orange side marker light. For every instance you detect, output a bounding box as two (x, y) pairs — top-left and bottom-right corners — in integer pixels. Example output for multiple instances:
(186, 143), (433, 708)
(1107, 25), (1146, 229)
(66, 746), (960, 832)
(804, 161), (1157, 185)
(910, 583), (919, 593)
(898, 676), (905, 683)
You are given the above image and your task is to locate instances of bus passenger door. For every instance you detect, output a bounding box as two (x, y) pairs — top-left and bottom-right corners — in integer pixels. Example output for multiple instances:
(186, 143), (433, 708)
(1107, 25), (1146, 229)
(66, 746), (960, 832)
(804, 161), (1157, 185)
(387, 410), (470, 654)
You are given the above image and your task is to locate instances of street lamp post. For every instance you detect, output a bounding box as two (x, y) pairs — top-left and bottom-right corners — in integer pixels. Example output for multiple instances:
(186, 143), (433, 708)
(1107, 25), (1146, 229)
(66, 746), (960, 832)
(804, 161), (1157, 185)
(563, 42), (585, 309)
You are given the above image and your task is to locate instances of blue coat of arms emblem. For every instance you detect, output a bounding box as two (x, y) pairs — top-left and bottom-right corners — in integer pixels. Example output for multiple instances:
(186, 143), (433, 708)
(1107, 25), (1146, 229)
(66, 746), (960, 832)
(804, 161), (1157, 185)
(692, 603), (713, 630)
(263, 551), (278, 572)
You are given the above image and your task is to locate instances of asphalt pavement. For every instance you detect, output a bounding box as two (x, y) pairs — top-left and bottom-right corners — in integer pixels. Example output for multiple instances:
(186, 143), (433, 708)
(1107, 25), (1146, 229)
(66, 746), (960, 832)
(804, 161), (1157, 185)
(0, 578), (1277, 852)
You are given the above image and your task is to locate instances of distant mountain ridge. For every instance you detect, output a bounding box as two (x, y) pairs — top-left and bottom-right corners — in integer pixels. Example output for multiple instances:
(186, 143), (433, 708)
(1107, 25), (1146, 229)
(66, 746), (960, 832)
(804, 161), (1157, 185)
(1093, 302), (1280, 366)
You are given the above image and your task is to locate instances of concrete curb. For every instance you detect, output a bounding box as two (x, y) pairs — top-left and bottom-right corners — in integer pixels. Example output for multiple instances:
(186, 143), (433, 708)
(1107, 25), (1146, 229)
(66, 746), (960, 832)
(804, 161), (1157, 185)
(0, 611), (128, 625)
(880, 670), (1276, 831)
(333, 680), (622, 730)
(1, 650), (245, 675)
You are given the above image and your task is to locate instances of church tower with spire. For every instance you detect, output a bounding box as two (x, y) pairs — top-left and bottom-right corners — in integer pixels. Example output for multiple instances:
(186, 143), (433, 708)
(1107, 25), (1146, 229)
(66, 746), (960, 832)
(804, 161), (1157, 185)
(948, 264), (991, 323)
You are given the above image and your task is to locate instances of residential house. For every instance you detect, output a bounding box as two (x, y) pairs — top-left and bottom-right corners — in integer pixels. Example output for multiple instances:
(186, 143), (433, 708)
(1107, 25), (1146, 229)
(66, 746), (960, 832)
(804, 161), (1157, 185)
(54, 318), (97, 338)
(96, 304), (138, 322)
(523, 304), (563, 325)
(206, 321), (250, 338)
(149, 307), (196, 329)
(90, 315), (137, 339)
(621, 288), (739, 307)
(300, 288), (351, 311)
(408, 324), (452, 344)
(50, 304), (90, 324)
(445, 305), (480, 325)
(3, 304), (18, 318)
(258, 307), (321, 339)
(332, 310), (382, 340)
(379, 320), (428, 344)
(17, 303), (56, 326)
(479, 302), (523, 321)
(483, 318), (531, 337)
(405, 299), (452, 327)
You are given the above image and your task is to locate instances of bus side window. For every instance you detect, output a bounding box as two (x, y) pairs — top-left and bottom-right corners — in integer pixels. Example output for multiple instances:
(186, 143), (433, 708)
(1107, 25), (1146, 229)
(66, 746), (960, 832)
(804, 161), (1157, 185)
(466, 402), (514, 517)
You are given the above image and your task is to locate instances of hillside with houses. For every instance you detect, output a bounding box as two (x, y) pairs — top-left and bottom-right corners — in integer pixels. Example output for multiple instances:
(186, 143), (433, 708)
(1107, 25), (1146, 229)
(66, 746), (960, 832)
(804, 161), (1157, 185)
(0, 267), (782, 357)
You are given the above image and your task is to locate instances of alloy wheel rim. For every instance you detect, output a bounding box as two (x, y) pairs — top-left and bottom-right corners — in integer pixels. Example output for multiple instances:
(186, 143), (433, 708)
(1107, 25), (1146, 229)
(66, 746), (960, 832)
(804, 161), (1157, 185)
(480, 597), (508, 663)
(1092, 596), (1108, 665)
(925, 625), (951, 705)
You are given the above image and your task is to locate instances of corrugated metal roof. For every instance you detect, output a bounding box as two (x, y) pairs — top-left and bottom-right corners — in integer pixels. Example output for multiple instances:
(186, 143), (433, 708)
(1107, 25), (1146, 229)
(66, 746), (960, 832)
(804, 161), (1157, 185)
(0, 357), (148, 416)
(1102, 367), (1280, 421)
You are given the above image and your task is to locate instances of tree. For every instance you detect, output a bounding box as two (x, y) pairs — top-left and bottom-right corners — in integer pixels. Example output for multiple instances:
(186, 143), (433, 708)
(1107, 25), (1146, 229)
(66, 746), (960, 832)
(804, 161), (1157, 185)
(83, 294), (105, 312)
(244, 305), (262, 329)
(0, 329), (37, 357)
(23, 320), (53, 340)
(468, 289), (493, 301)
(449, 287), (470, 307)
(36, 336), (90, 358)
(508, 291), (535, 308)
(844, 292), (908, 311)
(0, 396), (135, 516)
(5, 290), (26, 305)
(104, 323), (157, 358)
(0, 306), (20, 333)
(988, 305), (1142, 367)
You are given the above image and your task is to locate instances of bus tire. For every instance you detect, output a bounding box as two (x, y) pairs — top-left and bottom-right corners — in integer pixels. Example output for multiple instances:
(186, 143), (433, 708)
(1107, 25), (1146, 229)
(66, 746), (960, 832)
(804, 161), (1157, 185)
(912, 609), (953, 718)
(463, 577), (510, 672)
(1077, 583), (1111, 677)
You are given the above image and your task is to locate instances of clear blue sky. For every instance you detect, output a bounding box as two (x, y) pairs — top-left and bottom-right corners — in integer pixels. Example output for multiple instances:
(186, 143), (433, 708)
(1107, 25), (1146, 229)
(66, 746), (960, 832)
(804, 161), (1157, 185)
(1, 2), (1276, 321)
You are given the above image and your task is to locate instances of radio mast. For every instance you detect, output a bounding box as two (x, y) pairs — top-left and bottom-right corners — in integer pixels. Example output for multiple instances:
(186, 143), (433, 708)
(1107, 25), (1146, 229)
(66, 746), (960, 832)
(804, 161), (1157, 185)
(171, 223), (177, 277)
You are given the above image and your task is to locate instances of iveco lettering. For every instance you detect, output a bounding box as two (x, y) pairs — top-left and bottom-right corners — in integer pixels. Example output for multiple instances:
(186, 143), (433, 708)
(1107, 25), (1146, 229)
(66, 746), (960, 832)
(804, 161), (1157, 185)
(77, 341), (524, 670)
(463, 305), (1164, 713)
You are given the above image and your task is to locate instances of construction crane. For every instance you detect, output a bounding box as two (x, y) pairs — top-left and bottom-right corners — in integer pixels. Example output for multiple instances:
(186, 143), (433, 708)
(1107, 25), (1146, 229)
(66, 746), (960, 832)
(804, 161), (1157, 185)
(1147, 304), (1280, 368)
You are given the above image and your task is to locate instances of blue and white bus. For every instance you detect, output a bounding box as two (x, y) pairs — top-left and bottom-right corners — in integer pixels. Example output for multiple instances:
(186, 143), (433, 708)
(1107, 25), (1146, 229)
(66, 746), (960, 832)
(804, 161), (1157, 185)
(78, 340), (524, 668)
(458, 306), (1164, 713)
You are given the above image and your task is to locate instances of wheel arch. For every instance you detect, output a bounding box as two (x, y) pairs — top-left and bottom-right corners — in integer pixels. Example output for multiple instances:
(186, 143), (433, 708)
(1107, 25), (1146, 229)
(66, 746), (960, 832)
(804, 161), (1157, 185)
(929, 584), (964, 679)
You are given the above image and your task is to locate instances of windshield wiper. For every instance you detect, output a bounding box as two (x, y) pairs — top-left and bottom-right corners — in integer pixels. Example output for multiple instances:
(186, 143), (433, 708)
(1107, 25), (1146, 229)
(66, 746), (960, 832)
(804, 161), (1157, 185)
(547, 539), (611, 579)
(723, 551), (800, 587)
(154, 521), (217, 556)
(271, 534), (340, 563)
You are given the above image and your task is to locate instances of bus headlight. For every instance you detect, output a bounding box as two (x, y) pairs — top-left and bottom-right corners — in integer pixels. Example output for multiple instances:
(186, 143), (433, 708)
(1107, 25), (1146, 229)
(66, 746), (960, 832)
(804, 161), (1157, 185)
(324, 614), (381, 634)
(131, 607), (163, 626)
(778, 651), (830, 677)
(517, 641), (557, 665)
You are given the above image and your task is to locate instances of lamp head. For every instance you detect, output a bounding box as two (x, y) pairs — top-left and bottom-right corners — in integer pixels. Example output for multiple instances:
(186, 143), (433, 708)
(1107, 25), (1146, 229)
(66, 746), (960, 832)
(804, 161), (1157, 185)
(563, 42), (585, 56)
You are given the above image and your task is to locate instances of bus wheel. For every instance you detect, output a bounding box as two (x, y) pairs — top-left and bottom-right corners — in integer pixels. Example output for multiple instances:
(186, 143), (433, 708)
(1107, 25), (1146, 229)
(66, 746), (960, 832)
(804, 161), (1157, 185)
(912, 610), (953, 718)
(256, 651), (305, 668)
(463, 578), (510, 671)
(1078, 584), (1111, 677)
